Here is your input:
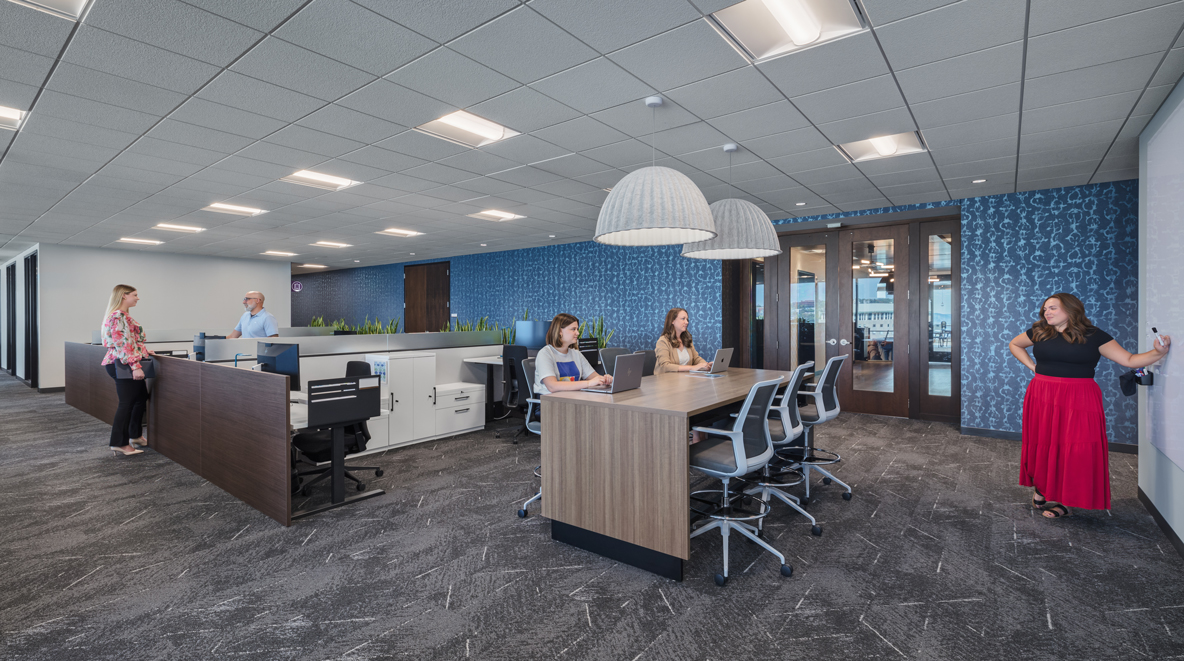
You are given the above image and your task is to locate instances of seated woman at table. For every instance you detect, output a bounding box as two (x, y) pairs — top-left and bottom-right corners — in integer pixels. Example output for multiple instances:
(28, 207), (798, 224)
(535, 313), (612, 395)
(655, 307), (713, 373)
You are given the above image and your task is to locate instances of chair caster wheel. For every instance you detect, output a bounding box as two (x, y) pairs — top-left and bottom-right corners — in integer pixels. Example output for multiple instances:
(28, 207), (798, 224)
(822, 477), (832, 485)
(301, 488), (311, 497)
(781, 564), (793, 577)
(811, 525), (823, 536)
(357, 483), (366, 491)
(375, 469), (384, 477)
(714, 573), (727, 586)
(517, 509), (527, 518)
(800, 498), (809, 507)
(842, 492), (852, 501)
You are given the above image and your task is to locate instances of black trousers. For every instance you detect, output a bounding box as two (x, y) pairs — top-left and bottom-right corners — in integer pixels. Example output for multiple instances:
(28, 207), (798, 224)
(105, 363), (149, 447)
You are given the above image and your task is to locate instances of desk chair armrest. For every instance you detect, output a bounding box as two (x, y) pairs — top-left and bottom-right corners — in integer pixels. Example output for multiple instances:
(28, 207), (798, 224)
(527, 398), (540, 405)
(691, 426), (746, 477)
(797, 390), (825, 405)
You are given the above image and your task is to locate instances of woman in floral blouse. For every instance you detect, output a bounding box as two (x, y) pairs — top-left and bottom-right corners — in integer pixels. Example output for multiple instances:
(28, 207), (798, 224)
(101, 284), (153, 456)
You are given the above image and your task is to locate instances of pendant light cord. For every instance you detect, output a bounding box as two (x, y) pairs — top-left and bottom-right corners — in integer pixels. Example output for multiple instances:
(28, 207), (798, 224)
(651, 106), (656, 168)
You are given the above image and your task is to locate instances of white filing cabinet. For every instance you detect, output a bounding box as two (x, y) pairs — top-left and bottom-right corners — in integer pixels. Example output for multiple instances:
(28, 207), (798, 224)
(434, 382), (486, 436)
(367, 352), (437, 450)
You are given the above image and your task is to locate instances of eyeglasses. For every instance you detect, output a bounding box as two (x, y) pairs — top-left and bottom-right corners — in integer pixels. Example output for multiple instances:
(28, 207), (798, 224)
(243, 297), (260, 302)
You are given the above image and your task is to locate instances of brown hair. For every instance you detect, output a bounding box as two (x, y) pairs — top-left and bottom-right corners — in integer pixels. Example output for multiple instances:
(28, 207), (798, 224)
(546, 313), (580, 349)
(662, 308), (693, 349)
(1030, 293), (1094, 344)
(105, 284), (137, 319)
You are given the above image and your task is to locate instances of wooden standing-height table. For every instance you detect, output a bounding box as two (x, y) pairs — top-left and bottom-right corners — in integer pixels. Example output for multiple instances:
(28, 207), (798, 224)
(540, 367), (793, 580)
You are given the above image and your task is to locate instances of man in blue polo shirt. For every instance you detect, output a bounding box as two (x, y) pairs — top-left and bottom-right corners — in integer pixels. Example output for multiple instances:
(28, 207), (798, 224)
(228, 291), (279, 339)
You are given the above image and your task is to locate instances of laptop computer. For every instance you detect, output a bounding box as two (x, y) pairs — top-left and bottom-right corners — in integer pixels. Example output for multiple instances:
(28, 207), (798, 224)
(581, 352), (644, 394)
(686, 348), (734, 378)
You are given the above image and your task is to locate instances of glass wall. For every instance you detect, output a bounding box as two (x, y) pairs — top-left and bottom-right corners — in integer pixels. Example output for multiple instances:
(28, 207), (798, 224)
(927, 234), (953, 397)
(851, 239), (895, 393)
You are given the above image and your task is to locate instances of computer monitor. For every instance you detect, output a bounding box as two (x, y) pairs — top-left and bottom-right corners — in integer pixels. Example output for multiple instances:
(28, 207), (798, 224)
(256, 342), (300, 392)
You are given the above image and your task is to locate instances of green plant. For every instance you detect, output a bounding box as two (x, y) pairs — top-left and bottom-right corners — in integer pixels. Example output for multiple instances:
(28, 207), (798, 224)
(582, 315), (616, 349)
(309, 315), (325, 327)
(331, 318), (348, 331)
(385, 318), (401, 334)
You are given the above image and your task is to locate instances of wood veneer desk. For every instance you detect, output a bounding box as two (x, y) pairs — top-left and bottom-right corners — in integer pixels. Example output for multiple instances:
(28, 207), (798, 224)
(541, 367), (792, 580)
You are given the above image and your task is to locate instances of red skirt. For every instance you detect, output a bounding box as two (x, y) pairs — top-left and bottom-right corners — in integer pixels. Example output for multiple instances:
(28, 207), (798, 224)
(1020, 374), (1111, 510)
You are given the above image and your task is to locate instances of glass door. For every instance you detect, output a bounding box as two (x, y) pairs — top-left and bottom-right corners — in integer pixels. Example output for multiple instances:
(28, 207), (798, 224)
(912, 220), (960, 421)
(839, 226), (910, 417)
(763, 231), (838, 373)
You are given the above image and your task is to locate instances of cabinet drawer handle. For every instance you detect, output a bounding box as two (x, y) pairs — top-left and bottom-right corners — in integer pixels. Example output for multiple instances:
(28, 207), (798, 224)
(454, 408), (470, 414)
(454, 395), (470, 401)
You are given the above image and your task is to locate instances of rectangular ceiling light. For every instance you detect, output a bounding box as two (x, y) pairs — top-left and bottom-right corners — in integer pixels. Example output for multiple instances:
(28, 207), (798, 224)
(204, 202), (266, 216)
(5, 0), (88, 21)
(262, 250), (298, 257)
(280, 170), (361, 191)
(118, 237), (162, 245)
(0, 105), (26, 131)
(710, 0), (865, 62)
(313, 240), (352, 248)
(838, 131), (927, 163)
(415, 110), (520, 148)
(300, 264), (328, 269)
(467, 209), (525, 222)
(377, 228), (423, 237)
(154, 223), (205, 233)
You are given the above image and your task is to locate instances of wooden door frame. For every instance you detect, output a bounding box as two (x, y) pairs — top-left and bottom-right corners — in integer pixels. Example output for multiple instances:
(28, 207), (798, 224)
(763, 231), (840, 373)
(403, 262), (451, 333)
(909, 220), (961, 422)
(721, 261), (753, 367)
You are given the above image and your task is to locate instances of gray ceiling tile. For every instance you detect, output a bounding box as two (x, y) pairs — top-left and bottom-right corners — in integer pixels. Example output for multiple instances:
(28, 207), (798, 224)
(831, 195), (892, 210)
(650, 121), (730, 156)
(922, 113), (1018, 150)
(817, 107), (917, 145)
(677, 145), (761, 170)
(707, 101), (812, 142)
(0, 0), (75, 58)
(743, 127), (832, 160)
(1117, 114), (1154, 140)
(386, 47), (519, 108)
(704, 158), (783, 182)
(664, 65), (784, 121)
(810, 177), (881, 196)
(790, 163), (864, 186)
(869, 170), (944, 191)
(449, 6), (598, 84)
(532, 153), (612, 178)
(46, 63), (187, 116)
(1023, 53), (1160, 109)
(896, 42), (1023, 104)
(0, 44), (56, 88)
(529, 57), (656, 114)
(337, 79), (454, 128)
(574, 168), (629, 189)
(230, 37), (375, 102)
(233, 142), (329, 170)
(1151, 48), (1184, 87)
(1021, 91), (1141, 135)
(197, 71), (326, 122)
(372, 131), (467, 163)
(911, 83), (1021, 128)
(852, 151), (935, 175)
(608, 20), (747, 90)
(591, 96), (700, 136)
(876, 181), (947, 199)
(146, 119), (256, 153)
(792, 75), (906, 125)
(492, 187), (558, 204)
(1091, 168), (1138, 183)
(469, 86), (582, 133)
(451, 177), (521, 195)
(531, 178), (601, 198)
(109, 152), (206, 178)
(756, 31), (889, 98)
(21, 115), (138, 152)
(767, 147), (850, 174)
(1030, 0), (1179, 36)
(1019, 119), (1124, 154)
(169, 97), (288, 140)
(127, 136), (229, 167)
(353, 0), (519, 44)
(488, 165), (566, 187)
(181, 0), (306, 32)
(436, 150), (521, 176)
(861, 0), (959, 26)
(402, 162), (477, 185)
(205, 156), (296, 180)
(876, 0), (1026, 70)
(296, 104), (406, 144)
(531, 0), (701, 53)
(1017, 160), (1098, 183)
(480, 134), (571, 165)
(1025, 2), (1184, 78)
(263, 125), (366, 158)
(1017, 142), (1111, 170)
(276, 0), (436, 76)
(84, 0), (262, 67)
(64, 26), (219, 96)
(0, 78), (37, 111)
(936, 156), (1018, 181)
(928, 136), (1018, 166)
(1133, 84), (1176, 117)
(412, 185), (484, 203)
(735, 175), (801, 195)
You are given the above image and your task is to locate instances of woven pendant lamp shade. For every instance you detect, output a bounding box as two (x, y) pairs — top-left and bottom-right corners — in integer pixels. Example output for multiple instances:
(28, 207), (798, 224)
(681, 198), (782, 259)
(594, 166), (716, 246)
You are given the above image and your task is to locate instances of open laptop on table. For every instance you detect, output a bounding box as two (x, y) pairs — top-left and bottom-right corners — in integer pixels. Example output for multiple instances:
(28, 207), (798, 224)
(686, 348), (734, 378)
(581, 352), (644, 394)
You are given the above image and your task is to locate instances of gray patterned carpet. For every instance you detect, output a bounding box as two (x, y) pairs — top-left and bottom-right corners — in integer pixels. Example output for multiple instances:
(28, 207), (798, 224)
(2, 371), (1183, 660)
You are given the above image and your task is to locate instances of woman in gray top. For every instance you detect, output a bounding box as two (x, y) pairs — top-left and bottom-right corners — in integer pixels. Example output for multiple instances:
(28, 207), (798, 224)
(534, 313), (612, 395)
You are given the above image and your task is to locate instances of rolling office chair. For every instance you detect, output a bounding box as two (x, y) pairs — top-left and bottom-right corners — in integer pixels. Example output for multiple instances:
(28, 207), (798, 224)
(598, 347), (629, 376)
(494, 345), (528, 439)
(634, 349), (657, 377)
(291, 361), (383, 496)
(781, 355), (851, 502)
(516, 357), (543, 518)
(689, 377), (793, 586)
(743, 362), (823, 536)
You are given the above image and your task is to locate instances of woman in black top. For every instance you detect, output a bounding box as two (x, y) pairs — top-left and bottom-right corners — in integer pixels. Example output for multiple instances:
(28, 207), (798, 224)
(1009, 293), (1170, 518)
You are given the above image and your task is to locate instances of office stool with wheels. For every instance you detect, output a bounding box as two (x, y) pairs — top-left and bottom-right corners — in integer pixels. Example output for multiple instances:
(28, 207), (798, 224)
(689, 377), (793, 586)
(292, 361), (383, 496)
(515, 357), (543, 517)
(782, 355), (851, 503)
(744, 362), (823, 536)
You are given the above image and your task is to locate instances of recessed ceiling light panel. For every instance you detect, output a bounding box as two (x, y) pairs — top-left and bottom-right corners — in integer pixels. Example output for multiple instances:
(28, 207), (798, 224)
(155, 223), (205, 233)
(5, 0), (87, 21)
(839, 131), (926, 163)
(415, 110), (520, 148)
(300, 264), (328, 269)
(118, 237), (162, 245)
(467, 209), (525, 222)
(0, 105), (26, 131)
(204, 202), (266, 216)
(376, 228), (423, 237)
(710, 0), (865, 62)
(280, 170), (360, 191)
(313, 241), (352, 248)
(262, 251), (298, 257)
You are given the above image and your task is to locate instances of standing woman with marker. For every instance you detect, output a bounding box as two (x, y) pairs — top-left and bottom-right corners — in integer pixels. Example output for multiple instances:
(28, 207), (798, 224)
(1008, 293), (1170, 518)
(101, 284), (154, 457)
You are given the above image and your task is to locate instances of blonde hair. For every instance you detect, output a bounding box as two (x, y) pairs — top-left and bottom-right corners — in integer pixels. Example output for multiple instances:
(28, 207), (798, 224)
(106, 284), (137, 319)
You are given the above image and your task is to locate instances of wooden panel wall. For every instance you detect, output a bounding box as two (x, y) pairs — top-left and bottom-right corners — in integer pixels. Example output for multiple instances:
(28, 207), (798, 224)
(64, 342), (116, 425)
(150, 357), (202, 474)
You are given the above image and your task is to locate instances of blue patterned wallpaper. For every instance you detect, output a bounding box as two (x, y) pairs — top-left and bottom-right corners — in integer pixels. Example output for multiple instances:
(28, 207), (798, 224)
(292, 180), (1139, 443)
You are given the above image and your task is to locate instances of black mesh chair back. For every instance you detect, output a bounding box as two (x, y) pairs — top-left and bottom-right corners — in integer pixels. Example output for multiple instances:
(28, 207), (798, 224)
(739, 380), (781, 462)
(501, 345), (528, 408)
(769, 362), (813, 443)
(343, 360), (373, 450)
(599, 347), (629, 376)
(634, 349), (657, 377)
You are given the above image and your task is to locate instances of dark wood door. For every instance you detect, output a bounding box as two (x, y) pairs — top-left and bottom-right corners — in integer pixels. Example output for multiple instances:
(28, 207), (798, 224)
(404, 262), (450, 333)
(839, 226), (910, 417)
(910, 220), (960, 422)
(24, 252), (37, 388)
(5, 263), (15, 376)
(763, 231), (839, 373)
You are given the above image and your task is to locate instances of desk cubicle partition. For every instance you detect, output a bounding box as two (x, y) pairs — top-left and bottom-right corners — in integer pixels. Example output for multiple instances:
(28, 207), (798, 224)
(64, 342), (293, 526)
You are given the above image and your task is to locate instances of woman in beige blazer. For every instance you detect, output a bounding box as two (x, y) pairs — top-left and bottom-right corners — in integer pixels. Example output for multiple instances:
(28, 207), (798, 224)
(655, 308), (713, 373)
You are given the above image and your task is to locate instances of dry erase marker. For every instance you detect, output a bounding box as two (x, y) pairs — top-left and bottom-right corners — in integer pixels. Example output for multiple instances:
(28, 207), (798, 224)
(1153, 326), (1165, 347)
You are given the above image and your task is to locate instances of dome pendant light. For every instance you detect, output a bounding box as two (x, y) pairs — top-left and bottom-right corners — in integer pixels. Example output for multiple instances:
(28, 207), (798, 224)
(682, 144), (781, 260)
(594, 97), (716, 246)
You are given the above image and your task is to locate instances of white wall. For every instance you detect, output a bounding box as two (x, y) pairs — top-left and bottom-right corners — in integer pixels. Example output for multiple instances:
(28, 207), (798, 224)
(38, 244), (292, 389)
(1139, 78), (1184, 545)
